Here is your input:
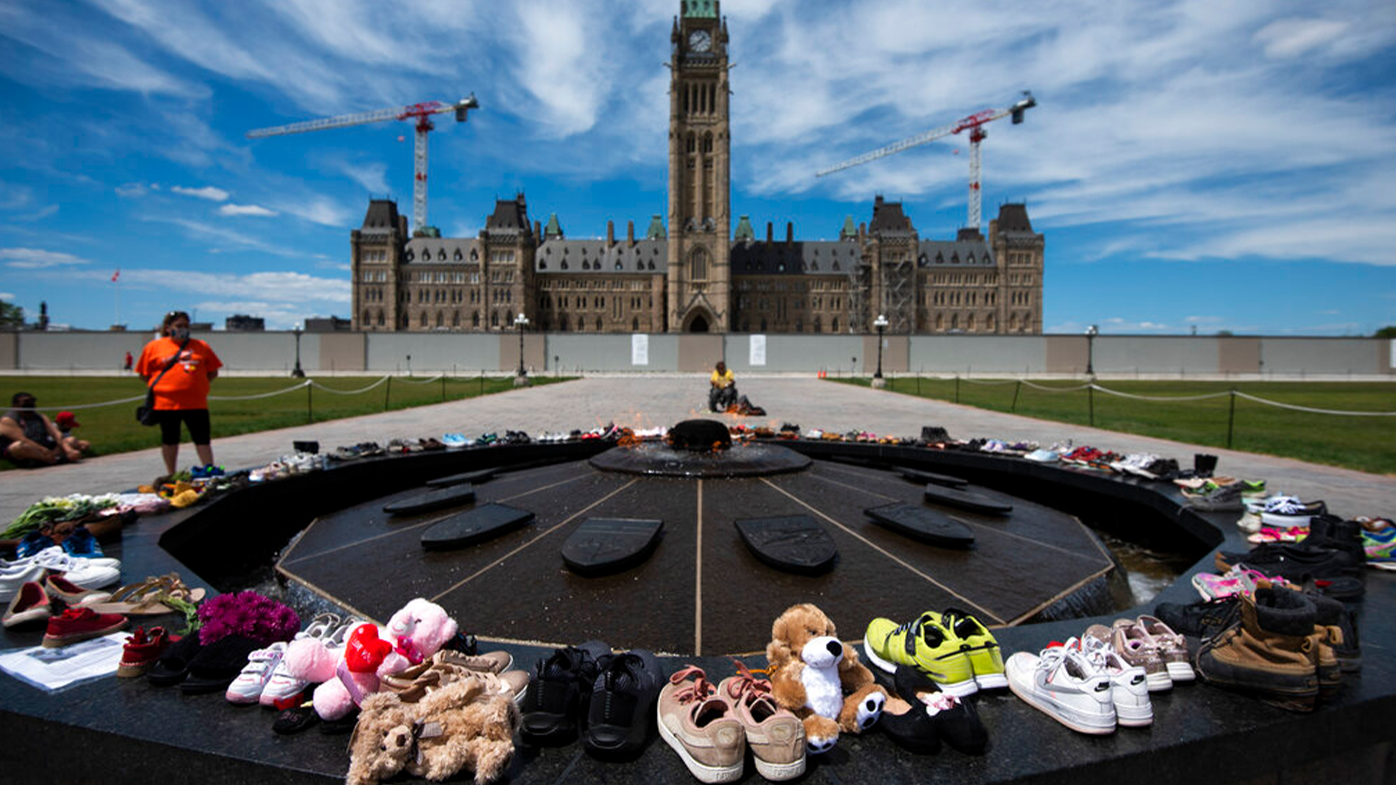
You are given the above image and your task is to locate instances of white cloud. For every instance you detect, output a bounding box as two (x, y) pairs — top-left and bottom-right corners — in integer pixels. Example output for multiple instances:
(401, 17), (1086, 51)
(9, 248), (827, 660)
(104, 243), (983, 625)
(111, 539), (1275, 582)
(218, 203), (278, 217)
(171, 185), (230, 202)
(274, 196), (352, 227)
(0, 248), (90, 269)
(11, 205), (59, 222)
(1255, 18), (1349, 58)
(335, 160), (390, 194)
(0, 292), (15, 301)
(115, 182), (150, 198)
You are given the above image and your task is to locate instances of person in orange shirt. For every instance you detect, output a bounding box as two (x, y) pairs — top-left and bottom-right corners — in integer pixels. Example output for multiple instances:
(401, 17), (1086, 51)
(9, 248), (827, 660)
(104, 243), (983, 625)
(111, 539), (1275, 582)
(136, 310), (223, 477)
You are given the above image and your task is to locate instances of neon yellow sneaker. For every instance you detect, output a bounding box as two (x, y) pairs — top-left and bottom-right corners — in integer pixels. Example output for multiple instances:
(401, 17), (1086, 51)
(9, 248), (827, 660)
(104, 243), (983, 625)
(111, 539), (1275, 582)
(863, 613), (977, 696)
(937, 608), (1007, 689)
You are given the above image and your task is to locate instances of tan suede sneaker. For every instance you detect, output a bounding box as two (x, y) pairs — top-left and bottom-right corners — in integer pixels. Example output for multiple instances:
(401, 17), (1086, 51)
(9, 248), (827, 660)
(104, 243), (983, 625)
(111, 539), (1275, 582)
(718, 662), (805, 781)
(657, 665), (745, 784)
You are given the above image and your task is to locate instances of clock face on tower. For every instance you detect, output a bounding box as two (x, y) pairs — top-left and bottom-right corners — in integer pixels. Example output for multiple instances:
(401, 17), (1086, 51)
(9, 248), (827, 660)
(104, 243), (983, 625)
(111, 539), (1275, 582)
(688, 29), (712, 53)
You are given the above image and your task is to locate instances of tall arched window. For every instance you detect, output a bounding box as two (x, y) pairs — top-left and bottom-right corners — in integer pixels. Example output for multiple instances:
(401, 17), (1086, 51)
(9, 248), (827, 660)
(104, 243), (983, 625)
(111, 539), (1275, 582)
(690, 246), (708, 281)
(419, 312), (427, 327)
(436, 311), (444, 328)
(376, 311), (384, 327)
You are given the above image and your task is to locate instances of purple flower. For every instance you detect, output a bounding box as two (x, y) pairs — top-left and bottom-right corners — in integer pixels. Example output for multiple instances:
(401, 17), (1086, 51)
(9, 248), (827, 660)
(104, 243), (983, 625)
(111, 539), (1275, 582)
(198, 591), (301, 646)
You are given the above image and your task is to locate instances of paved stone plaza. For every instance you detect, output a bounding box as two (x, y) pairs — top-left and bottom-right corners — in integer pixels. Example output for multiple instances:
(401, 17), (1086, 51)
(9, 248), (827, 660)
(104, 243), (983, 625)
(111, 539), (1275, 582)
(1, 376), (1390, 524)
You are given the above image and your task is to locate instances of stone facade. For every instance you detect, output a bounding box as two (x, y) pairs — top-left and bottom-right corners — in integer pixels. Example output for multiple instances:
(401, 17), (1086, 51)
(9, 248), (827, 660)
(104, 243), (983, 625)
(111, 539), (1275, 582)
(349, 0), (1043, 335)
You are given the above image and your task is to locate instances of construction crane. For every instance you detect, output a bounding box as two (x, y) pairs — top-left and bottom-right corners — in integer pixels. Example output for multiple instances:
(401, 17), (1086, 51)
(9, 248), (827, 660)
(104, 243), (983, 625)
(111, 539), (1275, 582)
(816, 91), (1035, 231)
(247, 95), (480, 236)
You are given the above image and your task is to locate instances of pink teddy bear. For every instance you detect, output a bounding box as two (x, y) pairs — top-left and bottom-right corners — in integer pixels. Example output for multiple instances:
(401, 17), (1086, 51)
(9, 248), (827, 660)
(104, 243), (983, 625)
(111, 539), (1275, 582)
(283, 598), (460, 721)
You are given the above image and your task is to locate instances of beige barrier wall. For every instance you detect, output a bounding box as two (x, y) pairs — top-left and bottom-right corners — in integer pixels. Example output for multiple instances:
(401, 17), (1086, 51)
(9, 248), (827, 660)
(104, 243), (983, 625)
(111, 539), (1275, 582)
(499, 334), (547, 373)
(0, 333), (15, 370)
(2, 331), (1391, 376)
(1044, 335), (1089, 374)
(1218, 337), (1262, 375)
(317, 332), (366, 373)
(862, 335), (908, 374)
(678, 335), (723, 372)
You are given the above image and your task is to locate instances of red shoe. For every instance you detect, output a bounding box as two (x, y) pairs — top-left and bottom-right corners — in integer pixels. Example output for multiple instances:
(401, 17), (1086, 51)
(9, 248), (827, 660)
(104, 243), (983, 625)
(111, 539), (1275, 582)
(42, 607), (127, 648)
(118, 626), (178, 677)
(3, 581), (51, 628)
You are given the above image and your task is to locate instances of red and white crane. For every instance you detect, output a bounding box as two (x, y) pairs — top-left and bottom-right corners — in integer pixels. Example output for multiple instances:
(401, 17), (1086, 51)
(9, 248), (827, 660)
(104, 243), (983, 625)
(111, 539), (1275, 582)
(816, 91), (1035, 232)
(247, 95), (479, 235)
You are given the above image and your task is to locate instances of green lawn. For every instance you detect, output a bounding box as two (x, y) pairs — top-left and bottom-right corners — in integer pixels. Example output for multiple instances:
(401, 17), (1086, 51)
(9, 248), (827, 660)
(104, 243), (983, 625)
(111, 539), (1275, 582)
(1, 374), (574, 468)
(836, 377), (1396, 475)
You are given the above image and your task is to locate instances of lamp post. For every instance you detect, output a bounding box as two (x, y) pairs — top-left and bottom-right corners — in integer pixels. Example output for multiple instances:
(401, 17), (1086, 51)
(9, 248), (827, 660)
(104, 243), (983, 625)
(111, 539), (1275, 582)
(872, 314), (889, 388)
(513, 313), (530, 387)
(1085, 324), (1098, 376)
(290, 324), (305, 378)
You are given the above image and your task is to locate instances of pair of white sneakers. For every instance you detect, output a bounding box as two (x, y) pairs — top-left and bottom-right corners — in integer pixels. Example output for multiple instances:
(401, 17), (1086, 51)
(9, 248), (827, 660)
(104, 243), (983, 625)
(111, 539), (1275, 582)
(0, 547), (121, 602)
(225, 613), (356, 706)
(1006, 637), (1152, 735)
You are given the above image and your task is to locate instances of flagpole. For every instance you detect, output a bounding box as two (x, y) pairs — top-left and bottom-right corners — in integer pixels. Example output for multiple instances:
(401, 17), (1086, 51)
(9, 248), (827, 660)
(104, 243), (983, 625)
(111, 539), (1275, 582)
(112, 270), (120, 328)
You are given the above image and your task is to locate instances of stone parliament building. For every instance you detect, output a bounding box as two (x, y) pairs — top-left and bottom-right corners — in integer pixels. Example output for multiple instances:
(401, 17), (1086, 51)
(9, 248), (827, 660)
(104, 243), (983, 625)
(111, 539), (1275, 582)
(350, 0), (1043, 336)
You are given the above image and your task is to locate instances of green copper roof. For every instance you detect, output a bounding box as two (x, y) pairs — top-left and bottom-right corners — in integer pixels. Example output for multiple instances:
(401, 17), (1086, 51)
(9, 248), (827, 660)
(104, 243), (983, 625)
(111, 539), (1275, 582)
(683, 0), (717, 19)
(543, 213), (563, 239)
(734, 215), (755, 241)
(840, 215), (857, 239)
(646, 214), (667, 240)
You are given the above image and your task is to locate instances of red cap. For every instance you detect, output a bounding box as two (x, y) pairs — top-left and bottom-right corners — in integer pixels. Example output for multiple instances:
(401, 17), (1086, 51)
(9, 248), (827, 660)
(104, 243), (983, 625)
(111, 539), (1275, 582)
(56, 411), (80, 429)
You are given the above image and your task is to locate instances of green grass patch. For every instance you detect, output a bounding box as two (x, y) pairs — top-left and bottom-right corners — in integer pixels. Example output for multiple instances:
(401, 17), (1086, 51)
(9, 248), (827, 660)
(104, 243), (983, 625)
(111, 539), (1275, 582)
(835, 377), (1396, 475)
(1, 374), (575, 468)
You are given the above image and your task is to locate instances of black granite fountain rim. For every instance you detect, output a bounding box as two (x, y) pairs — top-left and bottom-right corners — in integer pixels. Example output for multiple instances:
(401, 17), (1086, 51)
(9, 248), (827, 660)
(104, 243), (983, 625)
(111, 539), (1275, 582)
(2, 438), (1392, 784)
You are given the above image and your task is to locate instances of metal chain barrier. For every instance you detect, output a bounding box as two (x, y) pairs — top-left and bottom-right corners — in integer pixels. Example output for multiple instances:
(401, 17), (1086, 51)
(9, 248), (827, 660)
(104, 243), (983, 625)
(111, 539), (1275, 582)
(208, 381), (311, 401)
(1087, 384), (1232, 402)
(1231, 390), (1396, 417)
(307, 377), (391, 395)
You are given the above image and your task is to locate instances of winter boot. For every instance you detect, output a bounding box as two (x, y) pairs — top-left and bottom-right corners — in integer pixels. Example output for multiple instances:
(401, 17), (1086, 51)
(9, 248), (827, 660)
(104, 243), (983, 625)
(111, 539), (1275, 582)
(1305, 590), (1360, 673)
(1195, 586), (1319, 712)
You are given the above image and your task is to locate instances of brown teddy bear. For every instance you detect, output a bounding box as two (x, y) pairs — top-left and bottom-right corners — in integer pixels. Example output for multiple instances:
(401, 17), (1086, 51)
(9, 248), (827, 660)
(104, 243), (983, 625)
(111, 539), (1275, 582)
(346, 676), (519, 785)
(766, 603), (887, 753)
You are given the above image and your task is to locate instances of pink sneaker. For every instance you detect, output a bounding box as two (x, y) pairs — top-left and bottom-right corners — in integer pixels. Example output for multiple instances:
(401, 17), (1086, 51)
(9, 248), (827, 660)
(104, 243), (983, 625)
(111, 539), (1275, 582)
(718, 662), (805, 781)
(657, 666), (744, 784)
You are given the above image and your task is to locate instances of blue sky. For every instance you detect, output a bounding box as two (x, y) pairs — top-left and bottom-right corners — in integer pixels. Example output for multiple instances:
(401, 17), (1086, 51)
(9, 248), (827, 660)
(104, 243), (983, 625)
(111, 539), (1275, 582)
(1, 0), (1394, 334)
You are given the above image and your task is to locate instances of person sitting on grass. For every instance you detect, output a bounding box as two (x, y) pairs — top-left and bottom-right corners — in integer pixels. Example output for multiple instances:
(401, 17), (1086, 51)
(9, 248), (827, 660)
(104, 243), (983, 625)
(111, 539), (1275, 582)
(55, 411), (91, 456)
(1, 392), (83, 467)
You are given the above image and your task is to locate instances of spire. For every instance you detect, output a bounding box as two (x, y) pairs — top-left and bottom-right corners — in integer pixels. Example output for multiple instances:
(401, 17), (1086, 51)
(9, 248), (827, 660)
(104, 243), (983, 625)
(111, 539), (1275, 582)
(734, 215), (755, 241)
(646, 214), (667, 240)
(543, 213), (563, 240)
(840, 215), (856, 240)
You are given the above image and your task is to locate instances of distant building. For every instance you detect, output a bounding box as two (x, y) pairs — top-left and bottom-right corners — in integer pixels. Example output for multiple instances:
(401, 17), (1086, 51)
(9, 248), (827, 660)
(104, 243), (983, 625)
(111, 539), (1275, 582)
(225, 314), (266, 332)
(304, 316), (352, 332)
(348, 1), (1043, 335)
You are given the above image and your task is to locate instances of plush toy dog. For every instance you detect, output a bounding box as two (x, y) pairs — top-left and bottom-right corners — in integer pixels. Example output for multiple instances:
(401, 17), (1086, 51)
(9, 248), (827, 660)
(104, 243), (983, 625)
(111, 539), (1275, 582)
(766, 603), (887, 753)
(284, 598), (460, 721)
(346, 676), (519, 785)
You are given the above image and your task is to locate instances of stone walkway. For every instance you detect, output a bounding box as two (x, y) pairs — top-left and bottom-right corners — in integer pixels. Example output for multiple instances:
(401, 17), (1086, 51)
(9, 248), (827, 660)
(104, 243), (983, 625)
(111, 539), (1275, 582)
(2, 377), (1391, 524)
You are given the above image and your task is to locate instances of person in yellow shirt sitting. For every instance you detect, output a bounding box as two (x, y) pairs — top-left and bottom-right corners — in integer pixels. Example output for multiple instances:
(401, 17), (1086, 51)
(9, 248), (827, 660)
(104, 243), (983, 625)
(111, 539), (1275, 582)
(709, 361), (737, 412)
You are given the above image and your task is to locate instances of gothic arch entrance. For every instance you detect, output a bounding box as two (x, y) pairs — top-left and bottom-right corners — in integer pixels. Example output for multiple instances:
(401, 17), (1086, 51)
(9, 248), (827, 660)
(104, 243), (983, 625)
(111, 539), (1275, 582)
(682, 307), (714, 333)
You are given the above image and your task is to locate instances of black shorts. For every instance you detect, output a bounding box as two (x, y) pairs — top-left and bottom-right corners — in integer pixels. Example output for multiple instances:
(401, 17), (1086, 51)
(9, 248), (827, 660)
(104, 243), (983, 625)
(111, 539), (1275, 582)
(155, 409), (212, 445)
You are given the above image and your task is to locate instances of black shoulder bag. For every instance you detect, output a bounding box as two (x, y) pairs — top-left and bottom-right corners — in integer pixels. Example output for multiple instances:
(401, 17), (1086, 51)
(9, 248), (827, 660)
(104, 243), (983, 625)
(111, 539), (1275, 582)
(136, 338), (190, 426)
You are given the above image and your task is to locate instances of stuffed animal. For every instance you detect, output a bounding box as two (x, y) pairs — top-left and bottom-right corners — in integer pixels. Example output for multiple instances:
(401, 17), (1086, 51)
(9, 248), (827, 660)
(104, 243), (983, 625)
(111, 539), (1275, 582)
(766, 603), (886, 753)
(346, 675), (519, 785)
(284, 598), (460, 721)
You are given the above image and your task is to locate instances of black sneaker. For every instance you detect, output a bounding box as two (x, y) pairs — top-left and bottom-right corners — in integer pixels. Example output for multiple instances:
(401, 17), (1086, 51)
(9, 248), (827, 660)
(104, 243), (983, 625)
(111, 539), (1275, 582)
(1215, 543), (1361, 580)
(585, 649), (664, 757)
(1301, 516), (1366, 564)
(522, 640), (610, 745)
(1154, 596), (1241, 640)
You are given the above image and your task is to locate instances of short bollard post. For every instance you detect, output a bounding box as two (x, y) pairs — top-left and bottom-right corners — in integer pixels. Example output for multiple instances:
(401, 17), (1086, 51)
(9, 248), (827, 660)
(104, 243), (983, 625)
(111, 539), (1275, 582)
(1227, 389), (1237, 448)
(384, 376), (391, 411)
(1088, 384), (1095, 427)
(1011, 380), (1022, 412)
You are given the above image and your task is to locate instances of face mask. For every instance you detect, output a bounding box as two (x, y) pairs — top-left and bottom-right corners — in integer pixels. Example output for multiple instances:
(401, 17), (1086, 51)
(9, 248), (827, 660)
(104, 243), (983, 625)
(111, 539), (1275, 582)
(170, 327), (191, 341)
